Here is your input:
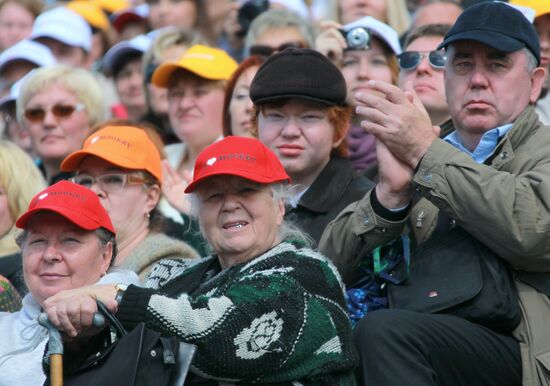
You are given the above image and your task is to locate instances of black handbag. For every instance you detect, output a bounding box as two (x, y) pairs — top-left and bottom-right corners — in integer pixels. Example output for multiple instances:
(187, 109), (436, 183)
(44, 301), (197, 386)
(388, 219), (521, 334)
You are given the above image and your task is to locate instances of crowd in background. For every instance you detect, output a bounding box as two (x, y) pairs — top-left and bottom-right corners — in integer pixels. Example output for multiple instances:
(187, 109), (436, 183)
(1, 0), (550, 385)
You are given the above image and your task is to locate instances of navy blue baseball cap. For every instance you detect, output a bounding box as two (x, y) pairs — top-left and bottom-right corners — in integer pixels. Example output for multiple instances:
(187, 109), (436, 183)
(438, 1), (541, 65)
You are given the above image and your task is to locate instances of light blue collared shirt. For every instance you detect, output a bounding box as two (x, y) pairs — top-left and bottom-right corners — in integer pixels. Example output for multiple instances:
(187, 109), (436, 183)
(444, 123), (513, 163)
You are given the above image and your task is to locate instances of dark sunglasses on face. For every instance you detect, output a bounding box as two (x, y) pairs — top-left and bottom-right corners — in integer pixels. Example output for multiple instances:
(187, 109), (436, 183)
(24, 103), (85, 123)
(397, 50), (447, 71)
(249, 41), (305, 57)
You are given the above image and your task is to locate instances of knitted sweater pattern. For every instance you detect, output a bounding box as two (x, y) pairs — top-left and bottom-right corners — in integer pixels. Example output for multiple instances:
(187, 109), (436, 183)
(120, 232), (199, 281)
(119, 241), (357, 385)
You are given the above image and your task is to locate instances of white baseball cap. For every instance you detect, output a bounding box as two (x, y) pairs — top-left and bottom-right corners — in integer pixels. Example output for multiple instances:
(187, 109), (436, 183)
(30, 7), (92, 52)
(102, 34), (152, 73)
(343, 16), (402, 55)
(0, 39), (56, 75)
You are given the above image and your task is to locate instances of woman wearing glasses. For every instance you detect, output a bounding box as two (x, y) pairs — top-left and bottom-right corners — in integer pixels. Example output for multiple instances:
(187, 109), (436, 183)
(17, 65), (106, 185)
(316, 16), (401, 177)
(60, 123), (199, 280)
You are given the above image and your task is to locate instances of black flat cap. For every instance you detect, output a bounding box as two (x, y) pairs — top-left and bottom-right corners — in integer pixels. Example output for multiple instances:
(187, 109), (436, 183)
(250, 47), (347, 106)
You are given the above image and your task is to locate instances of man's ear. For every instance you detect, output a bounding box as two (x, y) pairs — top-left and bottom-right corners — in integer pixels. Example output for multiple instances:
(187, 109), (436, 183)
(530, 66), (547, 104)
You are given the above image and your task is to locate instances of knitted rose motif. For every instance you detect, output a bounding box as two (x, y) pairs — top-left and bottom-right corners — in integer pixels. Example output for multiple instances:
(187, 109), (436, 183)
(234, 311), (283, 359)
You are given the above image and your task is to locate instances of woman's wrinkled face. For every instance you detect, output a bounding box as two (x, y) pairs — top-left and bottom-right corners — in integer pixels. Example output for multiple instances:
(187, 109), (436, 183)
(196, 175), (284, 266)
(167, 75), (225, 147)
(229, 65), (259, 137)
(25, 84), (91, 165)
(147, 0), (197, 30)
(22, 212), (111, 307)
(0, 184), (13, 238)
(75, 156), (160, 244)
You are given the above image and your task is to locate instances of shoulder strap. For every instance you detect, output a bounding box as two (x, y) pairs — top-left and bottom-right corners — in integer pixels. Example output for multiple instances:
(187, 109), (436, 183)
(96, 300), (127, 336)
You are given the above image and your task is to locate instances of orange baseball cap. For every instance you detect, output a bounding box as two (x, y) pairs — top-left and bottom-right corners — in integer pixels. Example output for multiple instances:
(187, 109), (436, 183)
(16, 180), (115, 233)
(152, 44), (238, 87)
(509, 0), (550, 17)
(60, 125), (163, 184)
(185, 136), (290, 193)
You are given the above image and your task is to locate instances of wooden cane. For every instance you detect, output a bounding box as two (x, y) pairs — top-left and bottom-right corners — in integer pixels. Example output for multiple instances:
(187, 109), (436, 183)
(38, 313), (64, 386)
(50, 354), (63, 386)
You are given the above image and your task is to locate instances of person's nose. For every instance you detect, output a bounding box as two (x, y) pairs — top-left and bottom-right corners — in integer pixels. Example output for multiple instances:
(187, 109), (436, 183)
(540, 37), (550, 51)
(280, 116), (301, 138)
(469, 67), (489, 89)
(43, 243), (62, 263)
(245, 98), (254, 115)
(357, 57), (374, 80)
(415, 55), (432, 74)
(178, 94), (196, 111)
(130, 71), (143, 89)
(87, 179), (107, 198)
(42, 108), (58, 129)
(221, 192), (242, 212)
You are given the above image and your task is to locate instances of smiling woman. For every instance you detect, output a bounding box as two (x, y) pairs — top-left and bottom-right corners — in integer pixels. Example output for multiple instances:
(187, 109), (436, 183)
(42, 136), (358, 384)
(0, 181), (139, 386)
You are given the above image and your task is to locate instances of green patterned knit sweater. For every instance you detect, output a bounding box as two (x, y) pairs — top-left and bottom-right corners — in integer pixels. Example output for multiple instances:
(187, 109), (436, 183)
(117, 241), (357, 385)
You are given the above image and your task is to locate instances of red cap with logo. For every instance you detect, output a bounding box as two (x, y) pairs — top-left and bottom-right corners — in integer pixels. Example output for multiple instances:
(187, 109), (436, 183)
(185, 136), (290, 193)
(16, 180), (115, 234)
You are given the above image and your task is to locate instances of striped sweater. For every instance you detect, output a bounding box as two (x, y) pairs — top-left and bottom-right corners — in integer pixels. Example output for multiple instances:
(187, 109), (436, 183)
(117, 241), (357, 385)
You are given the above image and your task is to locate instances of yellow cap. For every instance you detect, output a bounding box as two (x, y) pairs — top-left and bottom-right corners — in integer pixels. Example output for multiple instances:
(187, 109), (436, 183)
(67, 1), (110, 31)
(509, 0), (550, 17)
(93, 0), (130, 14)
(152, 44), (238, 88)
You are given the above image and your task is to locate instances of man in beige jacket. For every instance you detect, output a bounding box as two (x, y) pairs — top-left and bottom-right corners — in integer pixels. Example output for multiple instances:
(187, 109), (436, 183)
(320, 2), (550, 385)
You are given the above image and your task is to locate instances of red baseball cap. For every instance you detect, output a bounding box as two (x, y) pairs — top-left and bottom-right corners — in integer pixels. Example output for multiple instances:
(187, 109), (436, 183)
(185, 136), (290, 193)
(16, 180), (115, 234)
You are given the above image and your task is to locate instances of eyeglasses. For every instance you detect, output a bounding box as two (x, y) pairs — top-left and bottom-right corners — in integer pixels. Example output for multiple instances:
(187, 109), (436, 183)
(72, 173), (151, 194)
(249, 41), (305, 57)
(24, 103), (85, 123)
(397, 50), (447, 71)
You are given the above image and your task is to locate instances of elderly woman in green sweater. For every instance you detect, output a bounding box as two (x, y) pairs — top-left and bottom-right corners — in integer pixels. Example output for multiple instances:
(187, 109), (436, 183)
(43, 136), (357, 384)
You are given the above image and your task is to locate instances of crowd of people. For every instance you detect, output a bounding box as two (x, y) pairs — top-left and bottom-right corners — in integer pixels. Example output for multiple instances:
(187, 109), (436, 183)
(0, 0), (550, 385)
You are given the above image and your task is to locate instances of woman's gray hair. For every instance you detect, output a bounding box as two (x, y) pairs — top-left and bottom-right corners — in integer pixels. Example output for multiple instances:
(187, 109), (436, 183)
(16, 227), (118, 266)
(270, 183), (313, 247)
(189, 182), (312, 247)
(244, 9), (316, 53)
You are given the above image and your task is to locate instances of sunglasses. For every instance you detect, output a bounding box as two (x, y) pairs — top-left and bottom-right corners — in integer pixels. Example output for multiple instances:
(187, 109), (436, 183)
(249, 41), (305, 57)
(24, 103), (85, 123)
(397, 50), (447, 71)
(72, 173), (152, 195)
